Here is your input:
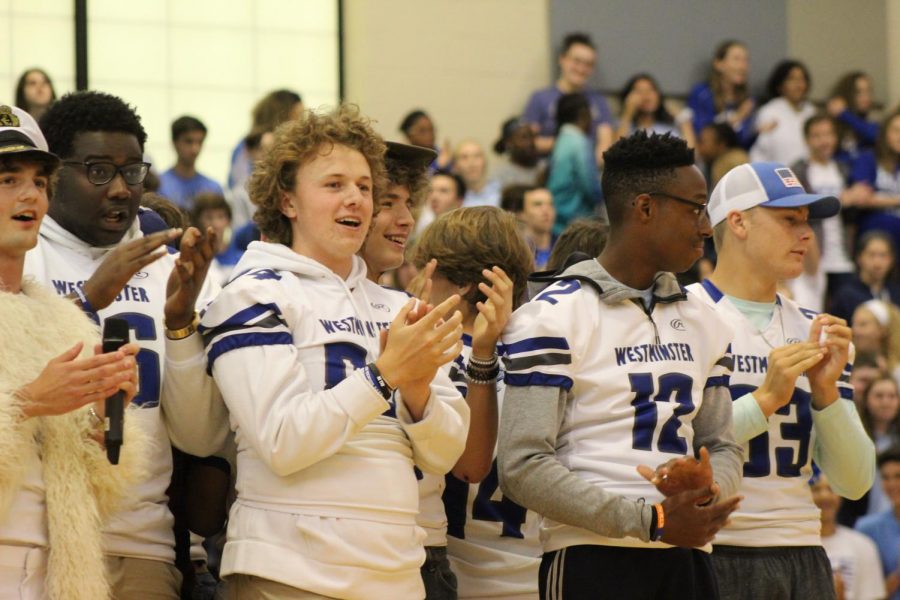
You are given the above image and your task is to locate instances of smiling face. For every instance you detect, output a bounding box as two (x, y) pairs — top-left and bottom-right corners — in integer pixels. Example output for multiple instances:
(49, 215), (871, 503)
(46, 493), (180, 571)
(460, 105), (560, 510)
(49, 131), (144, 247)
(742, 206), (813, 281)
(0, 159), (50, 260)
(361, 183), (415, 278)
(559, 42), (596, 90)
(714, 44), (749, 87)
(280, 143), (373, 277)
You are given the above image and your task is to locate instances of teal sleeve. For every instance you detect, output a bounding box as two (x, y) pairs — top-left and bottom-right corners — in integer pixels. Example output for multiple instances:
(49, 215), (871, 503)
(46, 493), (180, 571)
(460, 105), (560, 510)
(812, 399), (876, 500)
(732, 392), (768, 443)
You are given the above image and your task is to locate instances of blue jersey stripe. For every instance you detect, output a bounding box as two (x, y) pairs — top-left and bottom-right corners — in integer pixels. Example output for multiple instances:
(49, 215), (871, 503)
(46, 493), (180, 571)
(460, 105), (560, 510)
(503, 336), (570, 356)
(206, 331), (294, 374)
(198, 302), (284, 335)
(838, 387), (853, 400)
(504, 372), (573, 390)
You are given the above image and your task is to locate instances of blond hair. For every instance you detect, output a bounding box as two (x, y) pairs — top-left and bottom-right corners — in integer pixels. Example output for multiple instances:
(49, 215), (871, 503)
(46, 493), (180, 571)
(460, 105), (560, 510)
(248, 105), (387, 246)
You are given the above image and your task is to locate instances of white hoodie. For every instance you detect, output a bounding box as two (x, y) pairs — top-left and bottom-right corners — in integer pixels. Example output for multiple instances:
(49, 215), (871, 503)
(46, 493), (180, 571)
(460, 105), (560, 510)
(23, 214), (218, 563)
(199, 241), (469, 599)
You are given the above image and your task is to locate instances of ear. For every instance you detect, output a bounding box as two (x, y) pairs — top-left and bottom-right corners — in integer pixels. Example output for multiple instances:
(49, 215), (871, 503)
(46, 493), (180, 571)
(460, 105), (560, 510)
(280, 190), (298, 219)
(632, 193), (654, 223)
(726, 210), (749, 241)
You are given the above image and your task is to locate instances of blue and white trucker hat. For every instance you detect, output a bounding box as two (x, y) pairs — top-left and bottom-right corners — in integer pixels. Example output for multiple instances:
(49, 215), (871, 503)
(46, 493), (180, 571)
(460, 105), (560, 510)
(708, 161), (840, 227)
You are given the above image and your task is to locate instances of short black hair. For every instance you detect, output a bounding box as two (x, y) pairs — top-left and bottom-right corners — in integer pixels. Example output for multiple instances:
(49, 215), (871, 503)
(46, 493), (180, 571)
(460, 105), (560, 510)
(399, 110), (429, 134)
(766, 59), (811, 102)
(878, 445), (900, 469)
(171, 115), (207, 142)
(40, 91), (147, 158)
(703, 123), (740, 149)
(500, 184), (536, 213)
(601, 131), (695, 225)
(803, 113), (836, 138)
(432, 169), (466, 199)
(556, 93), (590, 132)
(560, 32), (594, 55)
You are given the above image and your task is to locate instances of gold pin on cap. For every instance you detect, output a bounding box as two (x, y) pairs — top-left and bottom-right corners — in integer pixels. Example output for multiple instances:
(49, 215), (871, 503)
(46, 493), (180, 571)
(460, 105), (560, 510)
(0, 106), (20, 127)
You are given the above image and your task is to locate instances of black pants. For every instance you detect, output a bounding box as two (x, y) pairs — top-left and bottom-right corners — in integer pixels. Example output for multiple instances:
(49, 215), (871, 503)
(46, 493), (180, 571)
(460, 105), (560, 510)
(539, 545), (719, 600)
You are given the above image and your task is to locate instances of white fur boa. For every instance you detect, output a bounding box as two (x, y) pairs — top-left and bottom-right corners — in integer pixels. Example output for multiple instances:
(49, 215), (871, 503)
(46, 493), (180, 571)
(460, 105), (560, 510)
(0, 279), (146, 600)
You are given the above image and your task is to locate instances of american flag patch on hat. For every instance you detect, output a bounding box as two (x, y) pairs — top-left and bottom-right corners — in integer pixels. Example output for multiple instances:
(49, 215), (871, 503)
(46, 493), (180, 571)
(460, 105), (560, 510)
(774, 168), (802, 188)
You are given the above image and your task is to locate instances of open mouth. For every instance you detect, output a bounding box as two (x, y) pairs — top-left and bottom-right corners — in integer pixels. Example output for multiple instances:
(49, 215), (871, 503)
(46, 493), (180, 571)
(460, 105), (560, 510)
(101, 207), (130, 226)
(11, 211), (37, 222)
(336, 217), (362, 229)
(384, 234), (406, 249)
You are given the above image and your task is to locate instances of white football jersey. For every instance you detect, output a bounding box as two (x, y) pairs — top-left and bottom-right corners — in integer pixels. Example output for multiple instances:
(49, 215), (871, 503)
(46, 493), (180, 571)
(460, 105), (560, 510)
(22, 215), (210, 562)
(442, 339), (542, 599)
(200, 242), (468, 598)
(502, 276), (733, 553)
(689, 279), (855, 547)
(417, 350), (467, 548)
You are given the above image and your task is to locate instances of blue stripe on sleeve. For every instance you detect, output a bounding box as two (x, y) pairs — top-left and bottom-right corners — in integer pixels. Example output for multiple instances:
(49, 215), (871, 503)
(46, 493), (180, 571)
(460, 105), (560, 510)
(504, 372), (573, 391)
(839, 387), (854, 400)
(705, 375), (730, 389)
(206, 331), (294, 374)
(198, 302), (284, 336)
(503, 336), (570, 356)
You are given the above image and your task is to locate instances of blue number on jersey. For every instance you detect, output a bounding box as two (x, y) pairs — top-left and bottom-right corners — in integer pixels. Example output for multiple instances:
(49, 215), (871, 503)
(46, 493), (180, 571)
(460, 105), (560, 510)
(443, 459), (527, 540)
(324, 342), (395, 417)
(108, 312), (160, 407)
(630, 372), (695, 454)
(731, 384), (813, 477)
(534, 280), (581, 305)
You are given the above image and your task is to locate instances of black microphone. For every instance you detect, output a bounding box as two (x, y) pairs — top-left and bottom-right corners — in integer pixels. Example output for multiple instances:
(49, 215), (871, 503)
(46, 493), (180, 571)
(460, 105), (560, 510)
(102, 318), (130, 465)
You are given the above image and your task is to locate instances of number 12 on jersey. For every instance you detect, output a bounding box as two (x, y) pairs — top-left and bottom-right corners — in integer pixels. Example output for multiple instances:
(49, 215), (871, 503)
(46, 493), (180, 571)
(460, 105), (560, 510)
(630, 372), (695, 454)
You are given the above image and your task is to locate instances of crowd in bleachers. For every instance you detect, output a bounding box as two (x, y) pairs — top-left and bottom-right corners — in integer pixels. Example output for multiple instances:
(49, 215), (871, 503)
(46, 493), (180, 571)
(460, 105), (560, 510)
(5, 29), (900, 600)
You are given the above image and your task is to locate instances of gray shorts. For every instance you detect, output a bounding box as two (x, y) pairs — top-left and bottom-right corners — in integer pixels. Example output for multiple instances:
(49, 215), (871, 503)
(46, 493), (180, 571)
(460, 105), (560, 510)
(712, 545), (836, 600)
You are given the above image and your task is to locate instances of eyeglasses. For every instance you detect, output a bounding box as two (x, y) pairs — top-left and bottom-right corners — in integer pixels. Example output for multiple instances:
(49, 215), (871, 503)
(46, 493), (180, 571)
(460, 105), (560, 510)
(646, 191), (709, 221)
(62, 160), (151, 186)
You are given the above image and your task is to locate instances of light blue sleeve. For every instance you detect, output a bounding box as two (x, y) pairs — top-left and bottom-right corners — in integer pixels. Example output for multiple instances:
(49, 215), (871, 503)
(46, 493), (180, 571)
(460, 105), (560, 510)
(731, 392), (768, 443)
(812, 399), (876, 500)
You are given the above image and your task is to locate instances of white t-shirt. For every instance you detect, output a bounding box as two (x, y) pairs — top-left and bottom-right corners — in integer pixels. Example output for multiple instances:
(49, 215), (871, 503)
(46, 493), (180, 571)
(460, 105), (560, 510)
(821, 525), (886, 600)
(750, 98), (816, 166)
(807, 161), (854, 274)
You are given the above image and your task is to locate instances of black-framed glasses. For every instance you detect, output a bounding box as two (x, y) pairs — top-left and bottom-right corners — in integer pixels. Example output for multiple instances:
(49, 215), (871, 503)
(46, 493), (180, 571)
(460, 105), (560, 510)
(62, 160), (151, 186)
(647, 191), (709, 221)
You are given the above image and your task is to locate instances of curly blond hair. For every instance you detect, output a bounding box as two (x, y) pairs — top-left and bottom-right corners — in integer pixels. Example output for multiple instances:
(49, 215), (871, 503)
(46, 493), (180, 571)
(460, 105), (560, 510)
(413, 206), (534, 309)
(248, 105), (387, 246)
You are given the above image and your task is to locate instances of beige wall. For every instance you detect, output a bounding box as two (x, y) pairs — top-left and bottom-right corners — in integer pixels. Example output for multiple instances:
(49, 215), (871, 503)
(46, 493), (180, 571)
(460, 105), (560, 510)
(344, 0), (550, 164)
(786, 0), (889, 106)
(888, 0), (900, 109)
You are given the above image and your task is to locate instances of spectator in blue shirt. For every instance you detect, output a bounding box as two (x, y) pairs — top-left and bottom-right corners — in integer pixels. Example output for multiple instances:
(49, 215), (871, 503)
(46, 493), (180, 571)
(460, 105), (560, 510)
(856, 446), (900, 600)
(827, 71), (880, 157)
(687, 40), (756, 148)
(158, 116), (223, 210)
(847, 109), (900, 251)
(522, 32), (614, 162)
(546, 93), (602, 234)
